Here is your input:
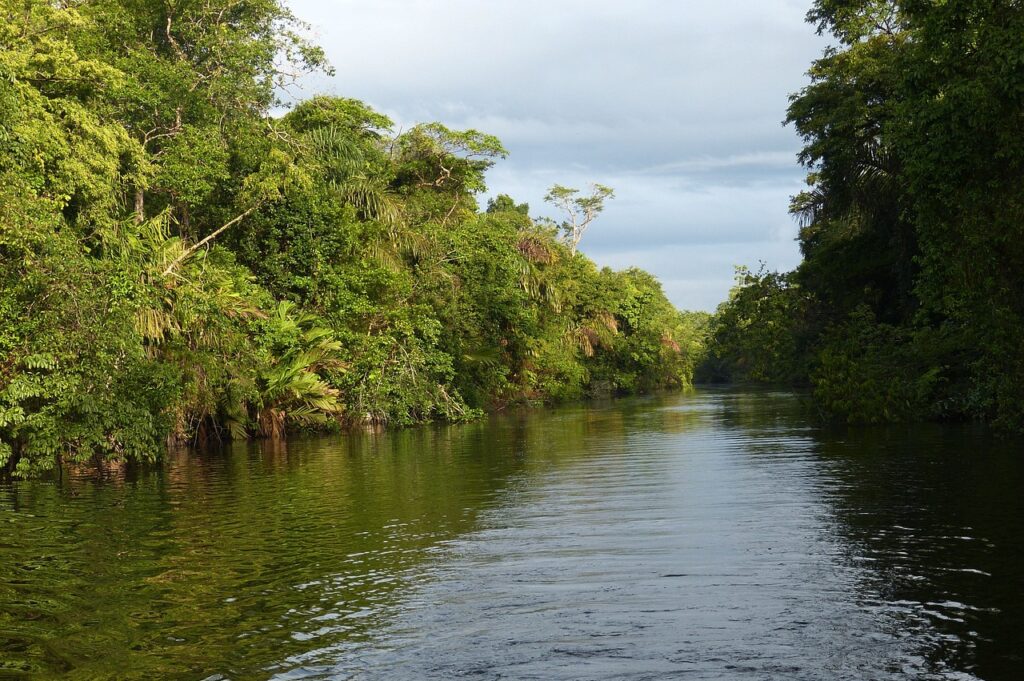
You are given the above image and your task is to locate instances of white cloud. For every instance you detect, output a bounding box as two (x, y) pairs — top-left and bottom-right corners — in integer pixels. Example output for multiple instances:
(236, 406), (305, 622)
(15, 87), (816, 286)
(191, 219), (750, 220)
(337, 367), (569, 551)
(287, 0), (828, 310)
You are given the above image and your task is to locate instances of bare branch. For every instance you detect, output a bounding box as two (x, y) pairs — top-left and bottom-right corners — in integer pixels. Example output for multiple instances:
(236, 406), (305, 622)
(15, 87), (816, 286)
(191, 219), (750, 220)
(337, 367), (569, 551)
(162, 204), (262, 276)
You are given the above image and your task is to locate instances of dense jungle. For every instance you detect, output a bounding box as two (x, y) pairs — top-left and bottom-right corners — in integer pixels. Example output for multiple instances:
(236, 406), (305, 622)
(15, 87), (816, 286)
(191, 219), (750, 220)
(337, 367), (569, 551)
(5, 0), (1024, 480)
(0, 0), (706, 477)
(703, 1), (1024, 430)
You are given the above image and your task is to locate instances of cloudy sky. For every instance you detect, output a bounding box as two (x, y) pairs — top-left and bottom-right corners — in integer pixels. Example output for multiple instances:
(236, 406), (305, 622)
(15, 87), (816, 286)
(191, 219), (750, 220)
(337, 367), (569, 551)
(287, 0), (829, 311)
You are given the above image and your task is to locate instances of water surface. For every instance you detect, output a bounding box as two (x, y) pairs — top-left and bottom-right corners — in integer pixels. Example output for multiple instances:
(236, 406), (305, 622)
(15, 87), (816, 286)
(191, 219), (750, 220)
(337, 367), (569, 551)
(1, 390), (1022, 679)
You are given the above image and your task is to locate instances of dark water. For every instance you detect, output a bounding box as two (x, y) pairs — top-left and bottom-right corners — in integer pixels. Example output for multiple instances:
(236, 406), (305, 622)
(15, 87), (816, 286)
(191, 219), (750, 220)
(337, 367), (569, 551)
(1, 390), (1022, 680)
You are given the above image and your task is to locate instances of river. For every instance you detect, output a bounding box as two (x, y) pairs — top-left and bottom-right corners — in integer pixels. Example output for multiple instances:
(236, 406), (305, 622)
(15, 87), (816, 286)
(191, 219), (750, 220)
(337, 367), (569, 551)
(1, 389), (1022, 680)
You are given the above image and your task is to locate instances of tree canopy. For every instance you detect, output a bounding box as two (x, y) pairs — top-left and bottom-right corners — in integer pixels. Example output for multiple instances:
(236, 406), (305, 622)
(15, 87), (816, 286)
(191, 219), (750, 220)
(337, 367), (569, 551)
(704, 0), (1024, 429)
(544, 183), (615, 255)
(0, 0), (703, 477)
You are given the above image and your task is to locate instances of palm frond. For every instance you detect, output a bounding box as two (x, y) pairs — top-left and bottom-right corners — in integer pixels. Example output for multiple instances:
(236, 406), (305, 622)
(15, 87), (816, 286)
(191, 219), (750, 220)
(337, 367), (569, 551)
(304, 126), (364, 180)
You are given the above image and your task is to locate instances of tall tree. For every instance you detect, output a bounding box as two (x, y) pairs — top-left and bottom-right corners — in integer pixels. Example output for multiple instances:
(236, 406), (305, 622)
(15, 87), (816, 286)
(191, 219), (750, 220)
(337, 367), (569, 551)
(544, 183), (615, 255)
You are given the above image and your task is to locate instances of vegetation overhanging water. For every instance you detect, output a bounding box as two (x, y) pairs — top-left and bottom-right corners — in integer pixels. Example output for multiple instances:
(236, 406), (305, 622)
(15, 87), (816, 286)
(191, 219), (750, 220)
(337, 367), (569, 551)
(4, 1), (1024, 678)
(0, 0), (706, 478)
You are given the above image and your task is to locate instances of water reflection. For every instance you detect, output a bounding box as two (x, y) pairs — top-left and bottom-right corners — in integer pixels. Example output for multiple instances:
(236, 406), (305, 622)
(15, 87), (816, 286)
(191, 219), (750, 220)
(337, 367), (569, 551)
(1, 390), (1021, 680)
(807, 423), (1024, 680)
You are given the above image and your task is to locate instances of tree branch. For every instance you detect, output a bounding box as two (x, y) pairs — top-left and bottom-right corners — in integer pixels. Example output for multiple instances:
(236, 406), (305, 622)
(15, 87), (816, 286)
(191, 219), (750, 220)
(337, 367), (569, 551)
(162, 204), (261, 276)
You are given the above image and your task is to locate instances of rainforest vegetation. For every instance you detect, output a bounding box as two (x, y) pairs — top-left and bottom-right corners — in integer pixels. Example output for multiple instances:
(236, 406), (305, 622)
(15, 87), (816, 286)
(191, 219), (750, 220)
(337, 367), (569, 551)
(704, 0), (1024, 429)
(0, 0), (707, 477)
(8, 0), (1020, 479)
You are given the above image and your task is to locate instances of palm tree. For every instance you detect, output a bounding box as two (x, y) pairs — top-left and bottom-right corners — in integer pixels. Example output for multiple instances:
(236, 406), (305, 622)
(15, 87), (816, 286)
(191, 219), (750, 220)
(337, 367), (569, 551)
(256, 301), (346, 439)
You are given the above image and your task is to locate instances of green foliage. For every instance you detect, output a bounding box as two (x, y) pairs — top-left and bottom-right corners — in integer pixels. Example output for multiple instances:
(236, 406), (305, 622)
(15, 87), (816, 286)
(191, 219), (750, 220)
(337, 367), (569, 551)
(285, 96), (393, 138)
(0, 216), (179, 476)
(0, 0), (696, 477)
(704, 0), (1024, 430)
(486, 194), (529, 215)
(543, 183), (615, 254)
(253, 301), (345, 438)
(810, 306), (927, 423)
(700, 267), (807, 384)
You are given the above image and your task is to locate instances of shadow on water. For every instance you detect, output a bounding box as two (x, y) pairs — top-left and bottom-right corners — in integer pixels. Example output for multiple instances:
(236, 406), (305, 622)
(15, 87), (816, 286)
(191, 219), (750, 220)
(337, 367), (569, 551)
(807, 423), (1024, 680)
(1, 389), (1021, 680)
(709, 389), (1023, 679)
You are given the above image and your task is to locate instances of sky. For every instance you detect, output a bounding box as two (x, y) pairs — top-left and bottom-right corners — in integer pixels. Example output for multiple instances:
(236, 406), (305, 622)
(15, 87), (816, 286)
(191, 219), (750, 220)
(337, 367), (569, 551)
(286, 0), (829, 311)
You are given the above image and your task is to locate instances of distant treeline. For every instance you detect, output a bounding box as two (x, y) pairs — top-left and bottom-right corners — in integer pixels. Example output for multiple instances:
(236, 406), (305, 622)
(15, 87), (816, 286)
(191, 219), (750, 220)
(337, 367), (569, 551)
(701, 1), (1024, 429)
(0, 0), (707, 477)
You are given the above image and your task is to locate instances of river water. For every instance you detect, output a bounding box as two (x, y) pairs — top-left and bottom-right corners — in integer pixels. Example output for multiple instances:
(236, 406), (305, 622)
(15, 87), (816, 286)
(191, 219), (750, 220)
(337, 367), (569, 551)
(1, 389), (1022, 680)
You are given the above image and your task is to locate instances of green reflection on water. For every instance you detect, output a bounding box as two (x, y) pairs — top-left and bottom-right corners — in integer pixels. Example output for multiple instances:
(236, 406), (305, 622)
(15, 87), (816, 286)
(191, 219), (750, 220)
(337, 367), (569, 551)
(0, 397), (701, 680)
(10, 391), (1020, 681)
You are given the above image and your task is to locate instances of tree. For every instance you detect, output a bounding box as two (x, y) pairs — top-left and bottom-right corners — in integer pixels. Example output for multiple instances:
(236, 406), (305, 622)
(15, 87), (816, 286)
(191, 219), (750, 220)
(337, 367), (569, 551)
(0, 0), (698, 477)
(699, 267), (807, 385)
(544, 183), (615, 255)
(701, 0), (1024, 429)
(77, 0), (327, 226)
(486, 194), (529, 216)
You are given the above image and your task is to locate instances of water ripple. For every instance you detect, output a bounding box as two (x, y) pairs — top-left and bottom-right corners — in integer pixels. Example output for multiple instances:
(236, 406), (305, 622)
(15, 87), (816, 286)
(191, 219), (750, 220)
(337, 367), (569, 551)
(1, 390), (1022, 679)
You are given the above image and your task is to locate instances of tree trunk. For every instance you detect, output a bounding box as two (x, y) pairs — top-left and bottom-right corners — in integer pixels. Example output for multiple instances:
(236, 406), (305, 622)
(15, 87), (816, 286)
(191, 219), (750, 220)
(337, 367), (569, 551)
(161, 203), (261, 276)
(258, 408), (286, 440)
(177, 201), (191, 239)
(134, 188), (145, 223)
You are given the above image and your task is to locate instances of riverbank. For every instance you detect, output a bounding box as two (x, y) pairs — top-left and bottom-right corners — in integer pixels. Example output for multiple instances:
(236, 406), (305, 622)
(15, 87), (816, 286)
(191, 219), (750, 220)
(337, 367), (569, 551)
(1, 0), (708, 478)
